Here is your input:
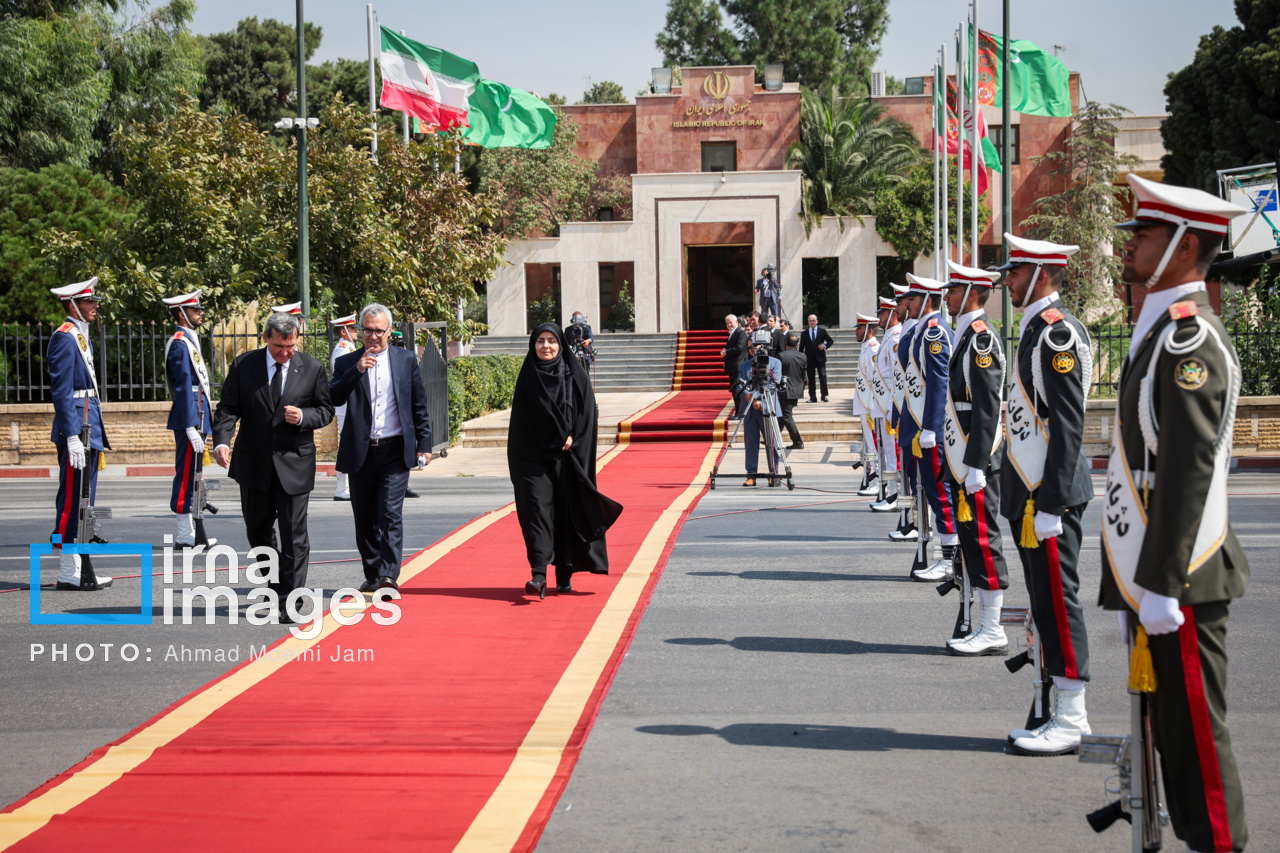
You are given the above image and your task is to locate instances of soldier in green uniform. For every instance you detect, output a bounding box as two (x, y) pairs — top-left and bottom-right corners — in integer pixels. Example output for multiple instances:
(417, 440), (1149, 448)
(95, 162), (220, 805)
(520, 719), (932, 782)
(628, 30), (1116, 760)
(1101, 174), (1249, 852)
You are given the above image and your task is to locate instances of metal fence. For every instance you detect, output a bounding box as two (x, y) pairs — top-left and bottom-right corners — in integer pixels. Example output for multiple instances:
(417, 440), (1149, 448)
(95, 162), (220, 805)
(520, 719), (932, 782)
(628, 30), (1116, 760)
(0, 319), (448, 403)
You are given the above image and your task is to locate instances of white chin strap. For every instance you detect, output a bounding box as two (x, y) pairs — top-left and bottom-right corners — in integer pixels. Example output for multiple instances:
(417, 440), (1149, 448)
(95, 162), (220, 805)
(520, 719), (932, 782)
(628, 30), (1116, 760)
(1019, 264), (1043, 310)
(1144, 220), (1189, 288)
(65, 299), (85, 323)
(179, 306), (196, 328)
(959, 284), (973, 326)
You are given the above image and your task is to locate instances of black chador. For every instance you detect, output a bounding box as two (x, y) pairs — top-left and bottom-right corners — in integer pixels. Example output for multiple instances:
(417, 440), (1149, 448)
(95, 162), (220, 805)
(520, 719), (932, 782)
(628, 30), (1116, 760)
(507, 323), (621, 596)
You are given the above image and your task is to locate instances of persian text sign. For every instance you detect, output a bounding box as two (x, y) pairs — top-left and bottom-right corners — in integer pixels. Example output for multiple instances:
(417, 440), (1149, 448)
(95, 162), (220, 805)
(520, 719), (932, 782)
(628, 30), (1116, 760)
(672, 99), (763, 130)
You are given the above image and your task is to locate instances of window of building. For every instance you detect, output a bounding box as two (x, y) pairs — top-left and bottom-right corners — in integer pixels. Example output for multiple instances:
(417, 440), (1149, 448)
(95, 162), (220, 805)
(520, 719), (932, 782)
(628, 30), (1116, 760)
(701, 141), (737, 173)
(904, 77), (925, 96)
(599, 265), (615, 322)
(596, 207), (614, 222)
(988, 124), (1020, 165)
(979, 246), (1001, 269)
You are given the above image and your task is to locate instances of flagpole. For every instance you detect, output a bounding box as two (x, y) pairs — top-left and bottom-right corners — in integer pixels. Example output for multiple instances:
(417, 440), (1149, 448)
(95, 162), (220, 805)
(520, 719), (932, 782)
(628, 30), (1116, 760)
(367, 4), (378, 161)
(1001, 0), (1014, 379)
(932, 66), (940, 280)
(970, 2), (980, 265)
(938, 47), (948, 278)
(296, 0), (310, 317)
(400, 29), (410, 143)
(956, 27), (964, 265)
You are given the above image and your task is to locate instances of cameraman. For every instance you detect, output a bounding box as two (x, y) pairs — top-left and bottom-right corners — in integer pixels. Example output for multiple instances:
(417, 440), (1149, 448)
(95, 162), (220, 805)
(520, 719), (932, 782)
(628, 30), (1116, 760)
(564, 312), (595, 366)
(736, 329), (784, 487)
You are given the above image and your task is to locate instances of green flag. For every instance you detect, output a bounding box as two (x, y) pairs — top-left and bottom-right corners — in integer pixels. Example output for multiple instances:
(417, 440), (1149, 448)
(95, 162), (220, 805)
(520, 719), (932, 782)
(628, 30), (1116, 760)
(463, 79), (556, 149)
(977, 29), (1072, 118)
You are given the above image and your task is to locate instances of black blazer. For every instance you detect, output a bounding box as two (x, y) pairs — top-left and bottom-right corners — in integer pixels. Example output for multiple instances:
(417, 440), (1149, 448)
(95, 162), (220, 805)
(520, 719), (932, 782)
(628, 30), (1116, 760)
(212, 348), (334, 495)
(798, 326), (835, 364)
(947, 314), (1004, 472)
(779, 348), (807, 400)
(723, 326), (747, 372)
(330, 346), (432, 473)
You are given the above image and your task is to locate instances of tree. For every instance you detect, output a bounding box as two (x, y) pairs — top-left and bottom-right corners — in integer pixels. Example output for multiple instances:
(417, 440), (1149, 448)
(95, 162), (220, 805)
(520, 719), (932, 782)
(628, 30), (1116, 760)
(655, 0), (740, 67)
(578, 80), (627, 105)
(0, 164), (135, 323)
(655, 0), (889, 94)
(785, 88), (921, 233)
(198, 17), (322, 132)
(1021, 101), (1142, 317)
(308, 57), (376, 114)
(1162, 3), (1280, 191)
(480, 108), (598, 238)
(871, 159), (991, 264)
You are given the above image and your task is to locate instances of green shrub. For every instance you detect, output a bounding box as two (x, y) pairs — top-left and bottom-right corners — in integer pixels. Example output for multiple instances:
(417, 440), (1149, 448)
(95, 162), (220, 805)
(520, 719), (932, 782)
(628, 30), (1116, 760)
(602, 280), (635, 332)
(447, 354), (523, 443)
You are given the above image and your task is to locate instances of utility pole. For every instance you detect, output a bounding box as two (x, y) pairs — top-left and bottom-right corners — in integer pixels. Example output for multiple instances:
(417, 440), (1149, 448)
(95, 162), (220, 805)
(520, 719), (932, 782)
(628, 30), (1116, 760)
(296, 0), (310, 318)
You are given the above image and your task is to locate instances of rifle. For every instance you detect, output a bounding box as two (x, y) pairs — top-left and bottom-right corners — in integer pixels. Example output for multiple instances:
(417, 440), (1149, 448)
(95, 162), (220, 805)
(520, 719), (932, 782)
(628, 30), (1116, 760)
(191, 392), (219, 547)
(1001, 607), (1052, 733)
(937, 545), (972, 640)
(909, 480), (932, 578)
(74, 395), (110, 588)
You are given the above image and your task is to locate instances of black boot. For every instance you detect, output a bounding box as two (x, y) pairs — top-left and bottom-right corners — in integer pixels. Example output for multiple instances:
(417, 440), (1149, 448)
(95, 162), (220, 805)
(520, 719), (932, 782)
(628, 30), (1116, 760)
(525, 570), (547, 600)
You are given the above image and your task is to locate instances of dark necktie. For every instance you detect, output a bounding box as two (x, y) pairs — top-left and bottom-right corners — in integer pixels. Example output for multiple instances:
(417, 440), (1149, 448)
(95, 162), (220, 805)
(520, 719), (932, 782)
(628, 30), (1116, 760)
(270, 361), (283, 408)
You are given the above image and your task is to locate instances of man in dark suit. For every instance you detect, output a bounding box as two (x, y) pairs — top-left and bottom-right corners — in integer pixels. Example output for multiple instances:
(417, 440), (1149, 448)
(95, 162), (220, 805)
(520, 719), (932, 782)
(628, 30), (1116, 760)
(778, 332), (806, 449)
(797, 314), (834, 402)
(212, 312), (333, 615)
(720, 314), (746, 410)
(330, 304), (433, 593)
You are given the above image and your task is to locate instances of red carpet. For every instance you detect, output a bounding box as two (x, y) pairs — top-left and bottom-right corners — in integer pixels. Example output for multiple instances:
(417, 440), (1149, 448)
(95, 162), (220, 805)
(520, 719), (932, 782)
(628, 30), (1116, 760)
(1, 393), (727, 853)
(617, 388), (732, 443)
(672, 330), (729, 391)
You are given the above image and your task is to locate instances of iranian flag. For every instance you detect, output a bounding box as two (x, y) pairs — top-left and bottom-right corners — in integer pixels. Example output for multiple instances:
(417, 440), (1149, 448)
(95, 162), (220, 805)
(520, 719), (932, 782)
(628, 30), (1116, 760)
(379, 27), (479, 132)
(940, 78), (992, 196)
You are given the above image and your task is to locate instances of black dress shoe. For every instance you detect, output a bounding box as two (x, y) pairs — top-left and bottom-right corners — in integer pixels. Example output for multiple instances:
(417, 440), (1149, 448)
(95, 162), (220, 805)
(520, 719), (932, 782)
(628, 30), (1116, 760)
(768, 478), (781, 487)
(821, 396), (829, 402)
(525, 577), (547, 600)
(787, 442), (804, 450)
(358, 579), (378, 593)
(556, 583), (572, 593)
(277, 611), (296, 625)
(808, 398), (817, 403)
(404, 486), (420, 498)
(376, 576), (399, 590)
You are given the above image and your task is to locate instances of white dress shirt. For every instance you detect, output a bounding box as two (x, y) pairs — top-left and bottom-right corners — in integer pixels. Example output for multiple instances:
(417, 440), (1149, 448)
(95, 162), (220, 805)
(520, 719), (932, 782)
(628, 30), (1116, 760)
(1019, 291), (1063, 339)
(265, 349), (290, 398)
(366, 348), (402, 439)
(1129, 281), (1207, 361)
(954, 308), (984, 342)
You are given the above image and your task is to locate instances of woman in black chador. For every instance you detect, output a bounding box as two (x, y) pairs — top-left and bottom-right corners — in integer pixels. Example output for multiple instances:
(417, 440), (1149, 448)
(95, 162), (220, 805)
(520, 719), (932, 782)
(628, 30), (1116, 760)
(508, 323), (621, 599)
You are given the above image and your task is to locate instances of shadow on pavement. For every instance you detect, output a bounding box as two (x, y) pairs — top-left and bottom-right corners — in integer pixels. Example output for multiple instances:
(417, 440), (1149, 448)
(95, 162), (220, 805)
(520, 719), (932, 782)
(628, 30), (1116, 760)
(665, 636), (942, 656)
(636, 722), (1006, 753)
(688, 570), (913, 583)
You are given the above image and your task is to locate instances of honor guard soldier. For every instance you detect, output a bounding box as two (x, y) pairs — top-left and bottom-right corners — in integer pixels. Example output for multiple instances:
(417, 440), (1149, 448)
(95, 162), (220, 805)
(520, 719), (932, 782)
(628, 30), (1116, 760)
(902, 274), (959, 581)
(329, 314), (359, 501)
(163, 291), (215, 547)
(998, 233), (1095, 756)
(48, 277), (112, 590)
(870, 295), (901, 512)
(940, 260), (1010, 655)
(1100, 175), (1249, 852)
(852, 314), (880, 495)
(888, 282), (918, 539)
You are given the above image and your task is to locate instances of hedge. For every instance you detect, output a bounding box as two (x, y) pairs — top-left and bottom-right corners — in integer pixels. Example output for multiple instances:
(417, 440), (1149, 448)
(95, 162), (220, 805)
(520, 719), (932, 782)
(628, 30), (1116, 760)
(446, 354), (522, 443)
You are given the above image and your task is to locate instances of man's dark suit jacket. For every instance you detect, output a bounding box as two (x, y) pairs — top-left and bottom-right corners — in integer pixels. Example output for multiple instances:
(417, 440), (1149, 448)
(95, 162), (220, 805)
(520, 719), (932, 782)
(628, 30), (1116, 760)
(723, 326), (747, 373)
(212, 348), (334, 495)
(330, 346), (432, 473)
(779, 348), (807, 400)
(798, 325), (835, 364)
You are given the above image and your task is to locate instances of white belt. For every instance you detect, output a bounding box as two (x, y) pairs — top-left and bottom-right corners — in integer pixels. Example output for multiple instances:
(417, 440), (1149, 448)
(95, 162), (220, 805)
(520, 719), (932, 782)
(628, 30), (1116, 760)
(72, 389), (97, 399)
(190, 385), (203, 393)
(952, 402), (972, 411)
(1130, 469), (1155, 489)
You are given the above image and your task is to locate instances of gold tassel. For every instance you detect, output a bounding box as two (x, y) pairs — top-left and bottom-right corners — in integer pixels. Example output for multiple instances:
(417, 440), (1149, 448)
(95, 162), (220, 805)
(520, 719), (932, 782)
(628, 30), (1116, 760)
(1020, 498), (1039, 549)
(887, 426), (896, 437)
(957, 488), (973, 523)
(912, 433), (923, 458)
(97, 450), (106, 471)
(203, 443), (212, 466)
(1128, 625), (1157, 693)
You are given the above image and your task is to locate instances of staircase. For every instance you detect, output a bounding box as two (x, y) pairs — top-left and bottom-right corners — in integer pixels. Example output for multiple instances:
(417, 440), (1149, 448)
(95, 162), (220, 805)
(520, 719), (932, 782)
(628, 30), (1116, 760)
(672, 330), (729, 391)
(467, 332), (678, 392)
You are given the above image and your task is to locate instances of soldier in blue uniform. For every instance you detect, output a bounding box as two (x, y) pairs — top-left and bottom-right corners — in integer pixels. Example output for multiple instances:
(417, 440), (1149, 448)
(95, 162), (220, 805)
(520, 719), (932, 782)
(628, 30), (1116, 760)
(48, 278), (112, 590)
(163, 291), (215, 547)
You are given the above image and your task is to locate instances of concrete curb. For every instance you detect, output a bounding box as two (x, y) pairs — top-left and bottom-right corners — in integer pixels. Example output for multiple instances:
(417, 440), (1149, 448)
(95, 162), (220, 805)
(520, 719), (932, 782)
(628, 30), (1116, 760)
(0, 462), (340, 479)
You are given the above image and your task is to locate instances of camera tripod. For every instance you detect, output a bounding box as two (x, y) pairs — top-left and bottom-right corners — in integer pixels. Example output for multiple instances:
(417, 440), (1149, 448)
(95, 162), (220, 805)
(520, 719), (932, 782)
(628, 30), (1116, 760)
(709, 403), (794, 490)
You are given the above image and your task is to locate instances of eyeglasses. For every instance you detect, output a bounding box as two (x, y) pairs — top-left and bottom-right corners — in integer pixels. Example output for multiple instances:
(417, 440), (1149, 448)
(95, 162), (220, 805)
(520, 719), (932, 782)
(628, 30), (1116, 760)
(361, 326), (389, 337)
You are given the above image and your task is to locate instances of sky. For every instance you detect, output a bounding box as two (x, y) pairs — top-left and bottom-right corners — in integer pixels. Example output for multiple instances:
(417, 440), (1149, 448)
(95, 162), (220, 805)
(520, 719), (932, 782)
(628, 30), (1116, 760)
(188, 0), (1240, 116)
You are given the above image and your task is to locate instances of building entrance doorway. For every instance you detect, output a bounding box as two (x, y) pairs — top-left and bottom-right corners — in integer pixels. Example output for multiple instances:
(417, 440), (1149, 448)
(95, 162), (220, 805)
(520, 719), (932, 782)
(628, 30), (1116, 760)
(684, 244), (753, 330)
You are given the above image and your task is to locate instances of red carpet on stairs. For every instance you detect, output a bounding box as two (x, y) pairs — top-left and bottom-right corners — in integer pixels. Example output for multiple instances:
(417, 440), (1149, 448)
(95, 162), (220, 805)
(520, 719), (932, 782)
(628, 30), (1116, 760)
(0, 393), (728, 853)
(672, 330), (730, 391)
(618, 388), (732, 444)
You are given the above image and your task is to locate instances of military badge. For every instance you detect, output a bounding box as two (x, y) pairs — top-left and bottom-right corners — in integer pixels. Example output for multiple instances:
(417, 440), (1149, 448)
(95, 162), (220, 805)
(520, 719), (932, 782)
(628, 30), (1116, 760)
(929, 341), (943, 355)
(1052, 352), (1075, 373)
(76, 334), (88, 352)
(1175, 357), (1207, 390)
(976, 352), (993, 368)
(971, 319), (988, 334)
(1168, 301), (1200, 320)
(1041, 307), (1065, 325)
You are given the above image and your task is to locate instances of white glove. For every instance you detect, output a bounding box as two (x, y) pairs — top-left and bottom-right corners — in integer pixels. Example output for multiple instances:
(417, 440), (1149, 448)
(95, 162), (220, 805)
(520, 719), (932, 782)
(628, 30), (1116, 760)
(186, 427), (205, 454)
(1138, 591), (1185, 636)
(964, 467), (986, 493)
(918, 430), (937, 449)
(1033, 511), (1063, 540)
(66, 434), (86, 470)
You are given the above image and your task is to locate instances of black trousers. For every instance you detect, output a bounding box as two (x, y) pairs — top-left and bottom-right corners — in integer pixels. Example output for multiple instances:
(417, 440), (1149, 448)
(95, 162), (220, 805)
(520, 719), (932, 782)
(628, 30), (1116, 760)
(1010, 502), (1090, 681)
(239, 466), (310, 596)
(726, 366), (741, 410)
(348, 436), (411, 583)
(1144, 601), (1247, 852)
(806, 362), (828, 400)
(511, 459), (575, 587)
(949, 469), (1008, 591)
(779, 397), (802, 444)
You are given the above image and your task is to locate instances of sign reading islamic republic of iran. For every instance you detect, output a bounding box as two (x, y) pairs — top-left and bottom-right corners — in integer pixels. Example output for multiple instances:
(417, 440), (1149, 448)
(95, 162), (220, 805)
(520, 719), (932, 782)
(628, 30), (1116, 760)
(671, 70), (766, 130)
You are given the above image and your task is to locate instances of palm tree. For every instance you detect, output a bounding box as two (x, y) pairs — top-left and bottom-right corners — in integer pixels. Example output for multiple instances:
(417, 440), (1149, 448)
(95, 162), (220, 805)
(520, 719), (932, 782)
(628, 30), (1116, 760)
(786, 88), (923, 234)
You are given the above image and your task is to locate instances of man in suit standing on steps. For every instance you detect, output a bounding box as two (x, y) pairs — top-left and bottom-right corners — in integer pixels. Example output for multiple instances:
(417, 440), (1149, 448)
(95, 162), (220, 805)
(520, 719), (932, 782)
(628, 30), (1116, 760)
(778, 332), (806, 449)
(721, 314), (747, 411)
(798, 314), (834, 402)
